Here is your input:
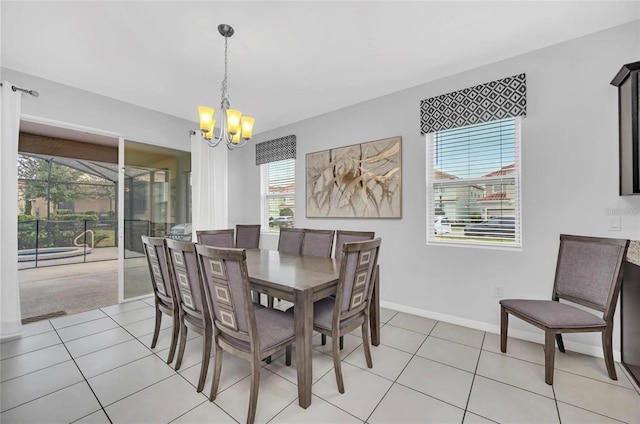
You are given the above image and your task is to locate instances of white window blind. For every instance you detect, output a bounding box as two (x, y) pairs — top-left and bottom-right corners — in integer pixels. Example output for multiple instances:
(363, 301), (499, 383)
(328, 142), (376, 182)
(426, 117), (521, 248)
(260, 158), (295, 232)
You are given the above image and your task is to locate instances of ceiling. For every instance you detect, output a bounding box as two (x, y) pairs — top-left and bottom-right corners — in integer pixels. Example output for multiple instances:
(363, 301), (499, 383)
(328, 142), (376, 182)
(2, 1), (639, 135)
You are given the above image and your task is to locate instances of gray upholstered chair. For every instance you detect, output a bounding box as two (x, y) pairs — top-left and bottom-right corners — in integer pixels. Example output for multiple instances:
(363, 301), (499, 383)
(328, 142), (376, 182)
(141, 236), (179, 364)
(196, 244), (294, 424)
(301, 229), (335, 258)
(500, 234), (629, 385)
(321, 230), (376, 347)
(196, 229), (235, 248)
(266, 228), (306, 308)
(314, 238), (381, 393)
(236, 224), (261, 249)
(277, 228), (304, 254)
(165, 239), (212, 393)
(334, 230), (375, 260)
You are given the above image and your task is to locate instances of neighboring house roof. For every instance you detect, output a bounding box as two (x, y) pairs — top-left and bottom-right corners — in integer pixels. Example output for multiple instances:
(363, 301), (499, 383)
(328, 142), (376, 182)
(270, 183), (294, 194)
(482, 163), (515, 177)
(478, 192), (508, 202)
(433, 169), (458, 180)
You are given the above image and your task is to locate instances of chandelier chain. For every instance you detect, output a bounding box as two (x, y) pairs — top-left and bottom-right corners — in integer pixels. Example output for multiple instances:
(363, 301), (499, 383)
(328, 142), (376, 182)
(221, 35), (229, 109)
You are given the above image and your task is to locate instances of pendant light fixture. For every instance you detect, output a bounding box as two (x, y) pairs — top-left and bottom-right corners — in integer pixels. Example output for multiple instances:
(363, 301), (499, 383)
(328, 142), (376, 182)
(198, 24), (255, 149)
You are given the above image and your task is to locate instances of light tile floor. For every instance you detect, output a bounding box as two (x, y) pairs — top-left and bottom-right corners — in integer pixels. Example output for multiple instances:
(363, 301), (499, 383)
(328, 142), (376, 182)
(2, 299), (639, 423)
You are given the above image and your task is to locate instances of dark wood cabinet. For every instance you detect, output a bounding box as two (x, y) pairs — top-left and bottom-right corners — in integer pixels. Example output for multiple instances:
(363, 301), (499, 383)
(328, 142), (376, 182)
(611, 62), (640, 195)
(621, 260), (640, 386)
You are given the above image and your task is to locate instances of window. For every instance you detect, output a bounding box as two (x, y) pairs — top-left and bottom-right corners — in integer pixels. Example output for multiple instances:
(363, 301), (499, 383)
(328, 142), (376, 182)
(260, 158), (295, 232)
(426, 117), (521, 248)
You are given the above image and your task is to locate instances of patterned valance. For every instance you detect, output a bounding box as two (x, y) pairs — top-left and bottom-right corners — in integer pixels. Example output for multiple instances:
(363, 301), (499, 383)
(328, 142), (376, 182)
(255, 134), (297, 165)
(420, 73), (527, 135)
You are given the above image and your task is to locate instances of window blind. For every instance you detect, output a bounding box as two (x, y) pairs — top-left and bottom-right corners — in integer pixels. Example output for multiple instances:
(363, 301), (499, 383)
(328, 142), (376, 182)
(427, 118), (521, 248)
(261, 158), (295, 231)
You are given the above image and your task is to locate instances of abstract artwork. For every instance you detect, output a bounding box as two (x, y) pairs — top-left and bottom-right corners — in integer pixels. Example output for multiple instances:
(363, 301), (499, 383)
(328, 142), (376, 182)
(306, 136), (402, 218)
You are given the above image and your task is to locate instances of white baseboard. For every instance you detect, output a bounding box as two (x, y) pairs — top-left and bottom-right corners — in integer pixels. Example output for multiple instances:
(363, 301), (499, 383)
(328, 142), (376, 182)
(380, 301), (621, 362)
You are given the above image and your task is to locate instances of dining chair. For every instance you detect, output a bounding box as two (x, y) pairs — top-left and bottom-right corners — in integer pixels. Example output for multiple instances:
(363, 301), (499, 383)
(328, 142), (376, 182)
(141, 236), (180, 364)
(334, 230), (375, 260)
(301, 228), (335, 258)
(264, 228), (306, 308)
(165, 239), (213, 393)
(500, 234), (629, 385)
(196, 229), (235, 248)
(277, 227), (305, 254)
(195, 244), (295, 424)
(314, 238), (381, 393)
(236, 224), (261, 249)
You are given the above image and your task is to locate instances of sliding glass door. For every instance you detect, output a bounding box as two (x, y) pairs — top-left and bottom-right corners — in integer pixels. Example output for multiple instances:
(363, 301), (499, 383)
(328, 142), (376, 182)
(122, 141), (191, 300)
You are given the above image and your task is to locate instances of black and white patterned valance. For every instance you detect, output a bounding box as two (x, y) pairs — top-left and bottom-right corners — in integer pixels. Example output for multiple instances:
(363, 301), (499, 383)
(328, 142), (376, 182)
(255, 134), (297, 165)
(420, 73), (527, 134)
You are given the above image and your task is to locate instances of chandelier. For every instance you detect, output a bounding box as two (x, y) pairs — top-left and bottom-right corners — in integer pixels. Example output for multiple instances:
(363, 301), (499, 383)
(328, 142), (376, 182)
(198, 24), (255, 149)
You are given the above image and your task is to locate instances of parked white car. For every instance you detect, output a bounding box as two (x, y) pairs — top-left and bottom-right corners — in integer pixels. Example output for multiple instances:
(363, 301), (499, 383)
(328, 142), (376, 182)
(434, 216), (452, 234)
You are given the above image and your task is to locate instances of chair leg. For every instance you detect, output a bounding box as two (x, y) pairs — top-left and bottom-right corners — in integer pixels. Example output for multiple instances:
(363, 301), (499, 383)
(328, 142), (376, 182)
(361, 322), (373, 369)
(166, 313), (180, 364)
(332, 332), (345, 393)
(340, 336), (344, 351)
(602, 328), (618, 380)
(555, 334), (566, 353)
(174, 320), (188, 371)
(285, 345), (292, 366)
(544, 330), (555, 385)
(500, 306), (508, 353)
(321, 334), (327, 346)
(247, 357), (261, 424)
(209, 344), (223, 401)
(197, 329), (212, 392)
(150, 306), (162, 348)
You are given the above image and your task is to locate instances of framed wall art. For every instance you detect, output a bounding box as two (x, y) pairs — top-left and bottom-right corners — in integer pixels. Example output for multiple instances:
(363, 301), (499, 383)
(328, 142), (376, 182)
(306, 136), (402, 218)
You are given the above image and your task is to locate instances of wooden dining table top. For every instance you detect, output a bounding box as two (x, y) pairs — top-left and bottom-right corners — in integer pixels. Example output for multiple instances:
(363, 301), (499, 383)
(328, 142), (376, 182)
(244, 248), (340, 292)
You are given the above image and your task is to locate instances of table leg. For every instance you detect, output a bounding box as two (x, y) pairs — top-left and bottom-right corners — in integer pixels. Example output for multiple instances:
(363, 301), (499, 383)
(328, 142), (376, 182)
(294, 288), (313, 408)
(369, 264), (380, 346)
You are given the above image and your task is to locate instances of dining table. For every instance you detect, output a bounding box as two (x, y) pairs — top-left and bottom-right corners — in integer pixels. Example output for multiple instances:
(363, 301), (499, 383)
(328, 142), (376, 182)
(244, 248), (380, 409)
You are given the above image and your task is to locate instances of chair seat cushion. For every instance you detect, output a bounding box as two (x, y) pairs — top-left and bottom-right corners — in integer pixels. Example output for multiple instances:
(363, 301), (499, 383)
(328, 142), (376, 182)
(313, 297), (362, 332)
(222, 306), (294, 353)
(500, 299), (606, 329)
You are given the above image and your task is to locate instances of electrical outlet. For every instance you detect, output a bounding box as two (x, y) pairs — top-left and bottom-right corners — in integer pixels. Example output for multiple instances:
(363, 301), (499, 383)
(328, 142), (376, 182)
(494, 286), (504, 298)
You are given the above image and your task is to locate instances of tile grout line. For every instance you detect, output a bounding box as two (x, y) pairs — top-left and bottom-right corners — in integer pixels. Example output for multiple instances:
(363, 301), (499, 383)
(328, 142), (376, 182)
(52, 317), (114, 424)
(363, 318), (441, 423)
(461, 332), (498, 424)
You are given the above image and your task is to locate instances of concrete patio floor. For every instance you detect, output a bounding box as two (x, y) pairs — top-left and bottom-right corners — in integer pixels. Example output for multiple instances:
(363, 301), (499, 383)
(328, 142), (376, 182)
(18, 247), (153, 323)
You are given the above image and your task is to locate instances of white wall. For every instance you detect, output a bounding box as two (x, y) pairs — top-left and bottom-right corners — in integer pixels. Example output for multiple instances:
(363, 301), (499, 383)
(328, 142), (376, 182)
(229, 21), (640, 357)
(0, 68), (194, 150)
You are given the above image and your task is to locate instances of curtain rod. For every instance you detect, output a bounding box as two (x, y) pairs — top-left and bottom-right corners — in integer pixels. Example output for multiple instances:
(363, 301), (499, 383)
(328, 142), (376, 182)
(0, 82), (39, 97)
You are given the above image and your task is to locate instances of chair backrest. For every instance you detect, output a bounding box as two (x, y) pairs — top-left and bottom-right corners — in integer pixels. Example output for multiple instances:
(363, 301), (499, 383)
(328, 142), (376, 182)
(334, 230), (375, 260)
(553, 234), (629, 320)
(235, 224), (261, 249)
(196, 229), (235, 248)
(166, 239), (209, 325)
(196, 245), (256, 349)
(278, 228), (305, 255)
(301, 229), (335, 258)
(335, 238), (382, 320)
(141, 235), (175, 305)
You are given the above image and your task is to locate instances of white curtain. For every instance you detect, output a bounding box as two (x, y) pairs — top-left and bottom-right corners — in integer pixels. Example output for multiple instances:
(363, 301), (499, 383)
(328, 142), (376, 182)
(190, 132), (229, 238)
(0, 82), (23, 338)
